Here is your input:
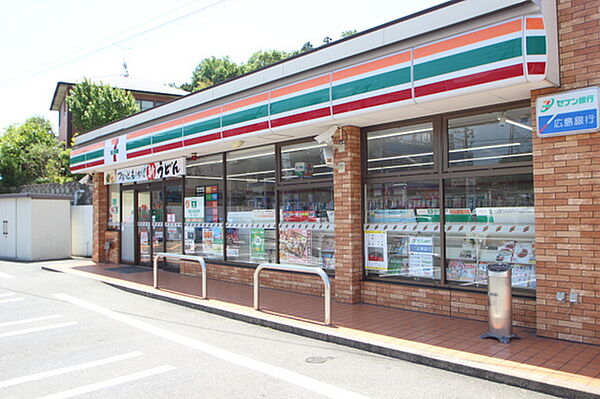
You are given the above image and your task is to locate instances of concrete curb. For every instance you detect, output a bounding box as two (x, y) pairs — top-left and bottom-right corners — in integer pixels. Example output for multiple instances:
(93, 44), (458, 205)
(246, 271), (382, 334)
(42, 265), (598, 399)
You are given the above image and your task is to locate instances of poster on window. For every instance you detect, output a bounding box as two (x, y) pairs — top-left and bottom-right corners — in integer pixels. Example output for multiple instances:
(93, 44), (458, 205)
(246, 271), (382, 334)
(446, 260), (478, 282)
(280, 229), (311, 262)
(184, 197), (204, 222)
(364, 230), (388, 271)
(408, 236), (434, 277)
(213, 227), (223, 256)
(511, 242), (534, 264)
(184, 226), (195, 252)
(512, 264), (535, 288)
(202, 228), (213, 254)
(250, 228), (265, 259)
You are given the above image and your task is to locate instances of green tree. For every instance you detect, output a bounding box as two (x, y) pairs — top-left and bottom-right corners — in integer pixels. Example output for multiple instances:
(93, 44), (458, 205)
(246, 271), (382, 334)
(191, 56), (244, 91)
(0, 116), (73, 192)
(66, 78), (140, 134)
(244, 49), (291, 73)
(341, 29), (357, 38)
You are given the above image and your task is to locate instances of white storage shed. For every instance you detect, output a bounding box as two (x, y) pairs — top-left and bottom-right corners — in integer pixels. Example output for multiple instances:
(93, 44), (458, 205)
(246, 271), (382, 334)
(0, 194), (71, 261)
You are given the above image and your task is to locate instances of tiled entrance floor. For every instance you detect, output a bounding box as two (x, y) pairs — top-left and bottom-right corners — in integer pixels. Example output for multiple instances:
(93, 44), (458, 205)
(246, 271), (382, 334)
(48, 261), (600, 397)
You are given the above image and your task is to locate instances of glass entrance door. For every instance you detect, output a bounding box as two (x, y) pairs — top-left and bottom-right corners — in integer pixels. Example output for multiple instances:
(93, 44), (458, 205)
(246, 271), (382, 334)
(151, 189), (164, 258)
(137, 191), (152, 265)
(121, 190), (135, 263)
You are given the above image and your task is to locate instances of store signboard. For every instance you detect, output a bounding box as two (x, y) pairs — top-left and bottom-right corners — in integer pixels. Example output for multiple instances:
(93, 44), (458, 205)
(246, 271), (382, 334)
(536, 87), (600, 137)
(184, 197), (204, 222)
(115, 157), (186, 184)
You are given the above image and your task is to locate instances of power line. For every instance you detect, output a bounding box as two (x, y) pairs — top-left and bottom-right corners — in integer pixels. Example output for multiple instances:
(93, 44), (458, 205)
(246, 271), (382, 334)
(0, 0), (233, 88)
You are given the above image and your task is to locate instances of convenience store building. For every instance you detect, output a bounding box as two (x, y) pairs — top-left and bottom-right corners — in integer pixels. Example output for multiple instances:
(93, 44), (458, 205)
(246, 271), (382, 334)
(70, 0), (600, 345)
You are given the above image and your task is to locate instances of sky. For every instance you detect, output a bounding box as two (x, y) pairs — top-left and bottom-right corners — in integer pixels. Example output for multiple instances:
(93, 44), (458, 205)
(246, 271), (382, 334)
(0, 0), (448, 132)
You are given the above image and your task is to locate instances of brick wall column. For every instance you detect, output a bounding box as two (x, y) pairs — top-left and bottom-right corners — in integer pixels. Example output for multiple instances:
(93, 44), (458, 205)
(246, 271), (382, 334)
(92, 172), (109, 263)
(332, 125), (363, 303)
(531, 0), (600, 344)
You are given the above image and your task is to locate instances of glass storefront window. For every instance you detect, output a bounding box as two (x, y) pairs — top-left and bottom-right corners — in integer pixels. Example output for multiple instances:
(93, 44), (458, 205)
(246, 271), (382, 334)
(185, 154), (224, 261)
(280, 141), (333, 181)
(108, 184), (120, 230)
(165, 185), (183, 256)
(367, 122), (434, 174)
(226, 146), (276, 263)
(364, 180), (441, 280)
(280, 187), (335, 269)
(444, 175), (535, 290)
(447, 106), (532, 167)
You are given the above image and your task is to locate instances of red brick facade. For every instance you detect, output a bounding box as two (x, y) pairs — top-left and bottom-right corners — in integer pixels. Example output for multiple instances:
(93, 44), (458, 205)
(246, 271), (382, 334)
(92, 173), (119, 264)
(531, 0), (600, 344)
(332, 126), (364, 303)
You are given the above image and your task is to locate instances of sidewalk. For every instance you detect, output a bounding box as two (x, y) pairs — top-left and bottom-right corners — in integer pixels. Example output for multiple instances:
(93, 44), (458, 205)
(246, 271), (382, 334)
(43, 259), (600, 399)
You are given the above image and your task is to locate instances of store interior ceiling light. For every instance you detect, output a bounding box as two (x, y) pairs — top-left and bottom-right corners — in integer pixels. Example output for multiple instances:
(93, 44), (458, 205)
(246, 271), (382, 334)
(368, 162), (434, 171)
(498, 113), (533, 131)
(368, 152), (434, 163)
(367, 127), (432, 140)
(449, 152), (533, 164)
(281, 143), (327, 153)
(448, 142), (521, 153)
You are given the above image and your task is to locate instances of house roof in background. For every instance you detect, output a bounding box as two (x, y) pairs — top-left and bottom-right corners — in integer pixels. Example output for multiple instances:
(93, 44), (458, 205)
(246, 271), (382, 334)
(49, 74), (188, 111)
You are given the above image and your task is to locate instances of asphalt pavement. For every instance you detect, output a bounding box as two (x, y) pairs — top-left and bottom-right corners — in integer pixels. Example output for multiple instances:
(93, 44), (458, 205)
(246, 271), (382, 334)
(0, 260), (556, 398)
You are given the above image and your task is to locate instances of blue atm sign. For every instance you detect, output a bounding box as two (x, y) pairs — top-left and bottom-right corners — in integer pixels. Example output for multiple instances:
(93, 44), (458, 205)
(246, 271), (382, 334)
(536, 87), (600, 137)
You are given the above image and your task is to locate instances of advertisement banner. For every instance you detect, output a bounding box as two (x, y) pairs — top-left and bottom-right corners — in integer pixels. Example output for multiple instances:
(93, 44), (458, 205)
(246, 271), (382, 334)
(115, 157), (186, 184)
(250, 228), (266, 258)
(364, 230), (388, 271)
(184, 197), (204, 222)
(408, 236), (434, 278)
(280, 229), (311, 262)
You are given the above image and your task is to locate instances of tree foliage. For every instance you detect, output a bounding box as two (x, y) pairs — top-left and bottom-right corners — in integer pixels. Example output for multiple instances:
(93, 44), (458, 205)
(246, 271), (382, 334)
(191, 56), (244, 91)
(0, 116), (73, 192)
(66, 78), (140, 134)
(181, 29), (357, 92)
(244, 49), (291, 73)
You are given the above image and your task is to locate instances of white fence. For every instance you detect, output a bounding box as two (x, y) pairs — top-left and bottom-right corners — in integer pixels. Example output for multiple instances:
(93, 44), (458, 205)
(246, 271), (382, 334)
(71, 205), (92, 257)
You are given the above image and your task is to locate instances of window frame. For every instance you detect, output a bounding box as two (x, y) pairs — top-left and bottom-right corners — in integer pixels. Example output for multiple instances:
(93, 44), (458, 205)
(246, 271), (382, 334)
(362, 100), (535, 298)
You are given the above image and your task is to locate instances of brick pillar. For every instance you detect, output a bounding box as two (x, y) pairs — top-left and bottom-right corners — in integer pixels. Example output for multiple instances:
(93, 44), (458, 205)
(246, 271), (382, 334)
(531, 0), (600, 344)
(92, 172), (109, 263)
(332, 125), (363, 303)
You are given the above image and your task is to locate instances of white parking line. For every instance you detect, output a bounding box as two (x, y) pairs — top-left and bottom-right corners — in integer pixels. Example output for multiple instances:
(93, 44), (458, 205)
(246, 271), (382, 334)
(0, 322), (78, 338)
(0, 271), (15, 279)
(0, 292), (15, 298)
(35, 365), (175, 399)
(0, 351), (144, 389)
(0, 315), (62, 328)
(0, 297), (24, 304)
(55, 293), (371, 399)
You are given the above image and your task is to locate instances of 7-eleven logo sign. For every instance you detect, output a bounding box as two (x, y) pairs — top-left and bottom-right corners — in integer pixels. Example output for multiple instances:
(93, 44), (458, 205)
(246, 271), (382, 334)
(104, 135), (127, 165)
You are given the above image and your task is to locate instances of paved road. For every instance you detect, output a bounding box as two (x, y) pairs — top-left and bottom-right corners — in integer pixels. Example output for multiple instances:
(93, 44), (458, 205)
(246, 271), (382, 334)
(0, 260), (555, 399)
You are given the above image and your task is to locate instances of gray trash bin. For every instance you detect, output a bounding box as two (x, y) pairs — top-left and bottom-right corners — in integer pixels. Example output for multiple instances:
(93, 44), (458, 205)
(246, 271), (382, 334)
(481, 263), (519, 343)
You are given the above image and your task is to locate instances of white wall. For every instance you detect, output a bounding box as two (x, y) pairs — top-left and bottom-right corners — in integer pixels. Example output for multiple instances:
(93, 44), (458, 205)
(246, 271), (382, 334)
(16, 197), (32, 260)
(0, 198), (17, 259)
(30, 199), (71, 260)
(71, 205), (92, 257)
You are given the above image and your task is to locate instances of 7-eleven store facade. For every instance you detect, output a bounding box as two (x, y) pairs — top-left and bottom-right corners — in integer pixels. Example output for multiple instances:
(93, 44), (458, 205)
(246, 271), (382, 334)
(70, 0), (600, 344)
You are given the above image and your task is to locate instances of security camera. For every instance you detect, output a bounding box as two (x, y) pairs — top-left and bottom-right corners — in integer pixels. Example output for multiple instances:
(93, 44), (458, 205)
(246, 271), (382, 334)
(314, 126), (338, 145)
(314, 126), (345, 152)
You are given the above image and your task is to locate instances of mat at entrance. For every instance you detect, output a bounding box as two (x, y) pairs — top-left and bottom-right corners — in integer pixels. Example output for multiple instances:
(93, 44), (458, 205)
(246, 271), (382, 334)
(105, 266), (151, 274)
